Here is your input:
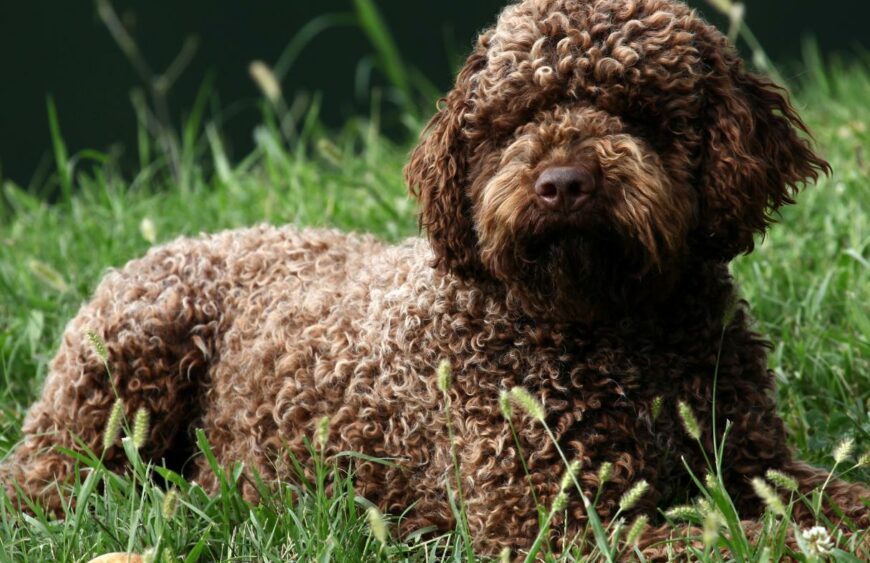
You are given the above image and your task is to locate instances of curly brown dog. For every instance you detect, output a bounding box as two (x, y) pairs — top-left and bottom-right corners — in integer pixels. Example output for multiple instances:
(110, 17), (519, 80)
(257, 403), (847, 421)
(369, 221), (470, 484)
(2, 0), (868, 557)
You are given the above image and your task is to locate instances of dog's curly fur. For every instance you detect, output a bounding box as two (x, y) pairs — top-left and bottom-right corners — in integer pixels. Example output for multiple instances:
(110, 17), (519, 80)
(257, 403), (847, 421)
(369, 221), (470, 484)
(3, 0), (868, 557)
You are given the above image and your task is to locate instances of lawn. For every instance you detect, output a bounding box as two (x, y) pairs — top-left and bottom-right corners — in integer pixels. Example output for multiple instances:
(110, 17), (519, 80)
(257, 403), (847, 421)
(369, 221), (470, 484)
(0, 36), (868, 563)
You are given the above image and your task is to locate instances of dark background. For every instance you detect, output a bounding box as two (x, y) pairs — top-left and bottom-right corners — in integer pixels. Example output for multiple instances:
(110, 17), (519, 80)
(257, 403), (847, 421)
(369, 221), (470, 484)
(1, 0), (867, 187)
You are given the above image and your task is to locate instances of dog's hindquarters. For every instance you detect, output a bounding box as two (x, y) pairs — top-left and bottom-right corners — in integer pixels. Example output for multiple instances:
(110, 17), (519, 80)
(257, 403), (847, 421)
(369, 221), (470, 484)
(0, 234), (231, 512)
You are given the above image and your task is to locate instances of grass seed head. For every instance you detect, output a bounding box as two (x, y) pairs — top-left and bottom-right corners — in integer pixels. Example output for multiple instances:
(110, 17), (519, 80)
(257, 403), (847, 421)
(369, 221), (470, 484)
(86, 329), (109, 362)
(498, 390), (513, 419)
(162, 488), (179, 520)
(618, 480), (649, 512)
(28, 259), (70, 293)
(832, 437), (854, 464)
(751, 477), (786, 516)
(550, 491), (568, 514)
(677, 400), (701, 441)
(139, 217), (157, 244)
(858, 451), (870, 468)
(509, 387), (545, 422)
(765, 469), (799, 492)
(103, 398), (124, 451)
(131, 407), (150, 449)
(499, 547), (511, 563)
(702, 509), (722, 547)
(597, 461), (613, 485)
(625, 514), (648, 546)
(559, 459), (582, 492)
(316, 415), (330, 450)
(316, 139), (343, 167)
(366, 506), (388, 544)
(665, 505), (699, 521)
(704, 473), (720, 493)
(650, 396), (663, 422)
(248, 60), (282, 103)
(436, 360), (452, 393)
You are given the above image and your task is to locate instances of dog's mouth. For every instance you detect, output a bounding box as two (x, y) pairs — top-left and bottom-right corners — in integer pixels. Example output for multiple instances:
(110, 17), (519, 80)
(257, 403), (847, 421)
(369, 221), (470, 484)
(484, 228), (656, 320)
(511, 223), (659, 285)
(523, 227), (612, 262)
(526, 194), (608, 236)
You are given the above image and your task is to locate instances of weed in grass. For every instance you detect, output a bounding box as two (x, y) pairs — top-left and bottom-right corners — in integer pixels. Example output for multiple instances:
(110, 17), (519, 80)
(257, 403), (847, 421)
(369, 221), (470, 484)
(800, 525), (835, 557)
(103, 399), (124, 452)
(618, 480), (650, 513)
(751, 477), (788, 517)
(131, 408), (150, 450)
(765, 469), (799, 493)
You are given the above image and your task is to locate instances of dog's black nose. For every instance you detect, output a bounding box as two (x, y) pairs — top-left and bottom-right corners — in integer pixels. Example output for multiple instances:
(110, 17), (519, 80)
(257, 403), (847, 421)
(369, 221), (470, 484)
(534, 166), (597, 211)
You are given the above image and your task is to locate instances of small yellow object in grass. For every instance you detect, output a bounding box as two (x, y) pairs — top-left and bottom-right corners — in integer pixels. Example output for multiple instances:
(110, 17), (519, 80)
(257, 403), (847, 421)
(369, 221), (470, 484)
(832, 437), (854, 464)
(677, 400), (701, 441)
(618, 479), (649, 512)
(316, 415), (330, 450)
(559, 459), (581, 492)
(139, 217), (157, 244)
(751, 477), (786, 516)
(549, 491), (568, 514)
(650, 396), (663, 422)
(316, 138), (343, 167)
(248, 60), (282, 103)
(162, 488), (180, 521)
(131, 407), (150, 449)
(625, 514), (648, 546)
(366, 505), (388, 544)
(702, 509), (722, 547)
(86, 329), (109, 362)
(103, 398), (124, 451)
(704, 473), (721, 495)
(498, 389), (513, 419)
(665, 505), (698, 520)
(509, 386), (545, 422)
(86, 554), (144, 563)
(597, 461), (613, 485)
(765, 469), (798, 492)
(28, 259), (70, 293)
(436, 359), (452, 393)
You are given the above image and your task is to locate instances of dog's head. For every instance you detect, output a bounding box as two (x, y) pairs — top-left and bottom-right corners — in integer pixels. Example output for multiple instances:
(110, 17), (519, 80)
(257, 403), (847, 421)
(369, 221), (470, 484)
(405, 0), (828, 316)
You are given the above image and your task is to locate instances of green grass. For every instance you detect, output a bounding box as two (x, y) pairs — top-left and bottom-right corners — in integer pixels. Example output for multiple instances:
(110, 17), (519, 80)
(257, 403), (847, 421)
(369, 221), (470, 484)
(1, 35), (869, 563)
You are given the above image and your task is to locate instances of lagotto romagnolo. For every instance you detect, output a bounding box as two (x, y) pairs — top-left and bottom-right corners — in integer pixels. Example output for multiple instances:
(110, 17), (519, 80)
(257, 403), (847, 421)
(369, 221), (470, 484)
(3, 0), (868, 557)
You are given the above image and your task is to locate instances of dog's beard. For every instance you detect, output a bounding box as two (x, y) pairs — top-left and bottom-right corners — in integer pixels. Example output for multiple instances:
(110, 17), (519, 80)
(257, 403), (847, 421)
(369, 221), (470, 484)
(486, 227), (659, 321)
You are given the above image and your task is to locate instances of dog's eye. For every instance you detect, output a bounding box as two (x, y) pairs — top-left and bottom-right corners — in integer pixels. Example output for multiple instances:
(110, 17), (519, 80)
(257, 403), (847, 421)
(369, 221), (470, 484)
(622, 119), (649, 140)
(623, 119), (668, 151)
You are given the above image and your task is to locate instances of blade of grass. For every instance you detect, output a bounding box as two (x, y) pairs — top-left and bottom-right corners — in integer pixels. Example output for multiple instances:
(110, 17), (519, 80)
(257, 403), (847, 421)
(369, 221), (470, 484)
(352, 0), (411, 103)
(46, 96), (72, 201)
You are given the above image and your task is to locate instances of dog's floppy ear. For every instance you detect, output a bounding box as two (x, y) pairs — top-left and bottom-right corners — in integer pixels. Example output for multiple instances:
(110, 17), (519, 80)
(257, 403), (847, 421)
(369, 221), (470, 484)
(693, 34), (830, 261)
(405, 44), (488, 277)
